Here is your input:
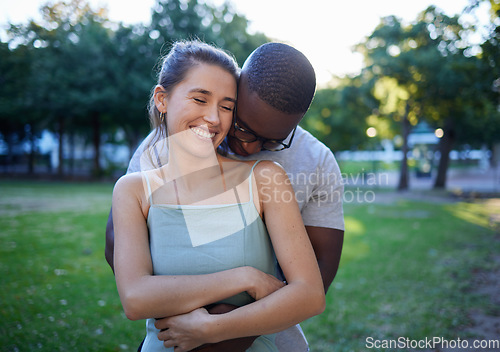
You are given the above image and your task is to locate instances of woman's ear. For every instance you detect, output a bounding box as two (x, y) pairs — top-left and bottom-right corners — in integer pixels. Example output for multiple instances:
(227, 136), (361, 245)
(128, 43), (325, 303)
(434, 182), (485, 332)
(153, 85), (168, 113)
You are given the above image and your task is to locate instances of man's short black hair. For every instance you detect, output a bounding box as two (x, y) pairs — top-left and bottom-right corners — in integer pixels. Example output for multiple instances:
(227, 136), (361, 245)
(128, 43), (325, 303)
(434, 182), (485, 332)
(244, 42), (316, 115)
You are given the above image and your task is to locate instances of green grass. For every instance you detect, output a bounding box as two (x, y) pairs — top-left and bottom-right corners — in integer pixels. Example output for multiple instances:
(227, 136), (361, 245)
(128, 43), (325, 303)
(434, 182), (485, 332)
(302, 195), (500, 351)
(336, 159), (481, 176)
(337, 160), (398, 175)
(0, 181), (144, 352)
(1, 180), (498, 351)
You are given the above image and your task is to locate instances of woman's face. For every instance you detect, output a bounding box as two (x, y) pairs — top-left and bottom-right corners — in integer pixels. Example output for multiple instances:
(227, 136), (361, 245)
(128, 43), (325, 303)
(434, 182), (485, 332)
(159, 63), (237, 156)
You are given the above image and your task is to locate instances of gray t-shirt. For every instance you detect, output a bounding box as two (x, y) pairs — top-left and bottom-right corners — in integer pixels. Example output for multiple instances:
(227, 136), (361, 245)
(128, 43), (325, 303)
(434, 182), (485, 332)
(127, 126), (344, 231)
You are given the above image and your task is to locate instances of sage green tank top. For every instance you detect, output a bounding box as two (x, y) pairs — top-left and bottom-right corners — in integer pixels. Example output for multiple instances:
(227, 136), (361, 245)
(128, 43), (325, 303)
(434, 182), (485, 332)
(141, 160), (278, 351)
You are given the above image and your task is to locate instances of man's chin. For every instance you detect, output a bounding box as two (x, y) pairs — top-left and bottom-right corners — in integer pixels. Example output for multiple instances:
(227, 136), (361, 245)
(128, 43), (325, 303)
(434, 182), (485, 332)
(229, 141), (250, 157)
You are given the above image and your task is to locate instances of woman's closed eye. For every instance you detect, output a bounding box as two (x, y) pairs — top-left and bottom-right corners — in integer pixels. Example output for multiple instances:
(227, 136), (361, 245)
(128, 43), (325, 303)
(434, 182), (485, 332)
(193, 97), (207, 104)
(221, 104), (234, 112)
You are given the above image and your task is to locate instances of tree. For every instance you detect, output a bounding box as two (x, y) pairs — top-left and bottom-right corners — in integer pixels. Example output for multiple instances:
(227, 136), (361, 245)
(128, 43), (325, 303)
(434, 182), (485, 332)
(356, 15), (424, 190)
(411, 7), (498, 187)
(301, 75), (378, 152)
(473, 0), (500, 166)
(2, 0), (269, 178)
(5, 0), (117, 176)
(147, 0), (267, 65)
(206, 2), (268, 65)
(108, 24), (157, 159)
(356, 6), (498, 189)
(0, 41), (33, 173)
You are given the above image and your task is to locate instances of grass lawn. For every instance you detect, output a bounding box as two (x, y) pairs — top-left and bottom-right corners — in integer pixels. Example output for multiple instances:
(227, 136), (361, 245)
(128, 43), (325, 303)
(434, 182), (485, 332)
(1, 180), (498, 351)
(0, 180), (144, 351)
(302, 188), (500, 351)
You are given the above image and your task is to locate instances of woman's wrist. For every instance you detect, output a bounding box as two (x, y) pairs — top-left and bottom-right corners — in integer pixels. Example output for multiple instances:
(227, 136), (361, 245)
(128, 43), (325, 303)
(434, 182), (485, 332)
(204, 311), (226, 344)
(239, 266), (257, 297)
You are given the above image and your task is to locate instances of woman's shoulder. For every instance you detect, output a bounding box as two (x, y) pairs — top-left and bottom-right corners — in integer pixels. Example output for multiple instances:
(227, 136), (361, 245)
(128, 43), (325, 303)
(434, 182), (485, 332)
(253, 159), (286, 174)
(252, 160), (289, 185)
(113, 171), (148, 196)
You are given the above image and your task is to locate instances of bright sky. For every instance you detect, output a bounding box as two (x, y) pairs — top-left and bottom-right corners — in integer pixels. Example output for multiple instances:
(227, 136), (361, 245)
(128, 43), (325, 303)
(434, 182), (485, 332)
(0, 0), (489, 86)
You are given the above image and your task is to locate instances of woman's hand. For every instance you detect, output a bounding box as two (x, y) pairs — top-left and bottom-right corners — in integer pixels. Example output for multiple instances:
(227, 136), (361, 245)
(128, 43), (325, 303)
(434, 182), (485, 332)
(157, 304), (256, 352)
(244, 266), (286, 301)
(156, 308), (211, 352)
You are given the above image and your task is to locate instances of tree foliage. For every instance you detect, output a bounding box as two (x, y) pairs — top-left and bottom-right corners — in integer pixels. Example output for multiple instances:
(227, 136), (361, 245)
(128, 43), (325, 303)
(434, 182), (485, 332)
(2, 0), (499, 185)
(302, 76), (378, 151)
(1, 0), (268, 177)
(353, 5), (499, 189)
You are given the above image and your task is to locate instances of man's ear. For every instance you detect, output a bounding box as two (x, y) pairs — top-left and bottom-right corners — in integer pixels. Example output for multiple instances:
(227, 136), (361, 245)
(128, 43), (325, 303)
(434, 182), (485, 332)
(153, 85), (168, 113)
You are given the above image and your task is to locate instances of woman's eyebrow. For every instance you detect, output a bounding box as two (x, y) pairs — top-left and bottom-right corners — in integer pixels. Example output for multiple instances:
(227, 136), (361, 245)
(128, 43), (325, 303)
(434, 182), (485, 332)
(189, 88), (211, 95)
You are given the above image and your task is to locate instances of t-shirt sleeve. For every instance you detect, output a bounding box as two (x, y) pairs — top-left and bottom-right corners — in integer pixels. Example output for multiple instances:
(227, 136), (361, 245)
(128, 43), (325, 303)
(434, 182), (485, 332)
(301, 150), (345, 231)
(126, 129), (168, 174)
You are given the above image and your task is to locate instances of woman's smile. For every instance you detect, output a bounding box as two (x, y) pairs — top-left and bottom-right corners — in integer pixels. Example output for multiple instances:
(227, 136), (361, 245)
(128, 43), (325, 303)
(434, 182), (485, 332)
(190, 125), (216, 141)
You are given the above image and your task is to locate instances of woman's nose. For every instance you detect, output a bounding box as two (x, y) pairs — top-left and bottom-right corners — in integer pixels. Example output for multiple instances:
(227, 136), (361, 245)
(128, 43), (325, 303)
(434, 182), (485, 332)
(203, 106), (220, 126)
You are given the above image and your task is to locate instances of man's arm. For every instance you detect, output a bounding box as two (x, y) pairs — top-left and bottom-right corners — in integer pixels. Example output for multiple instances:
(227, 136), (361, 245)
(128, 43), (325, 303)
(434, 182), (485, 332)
(105, 208), (115, 273)
(305, 226), (344, 293)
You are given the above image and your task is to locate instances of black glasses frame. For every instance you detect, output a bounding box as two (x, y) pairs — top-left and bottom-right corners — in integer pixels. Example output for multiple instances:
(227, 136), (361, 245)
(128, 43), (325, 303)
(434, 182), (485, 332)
(232, 119), (297, 151)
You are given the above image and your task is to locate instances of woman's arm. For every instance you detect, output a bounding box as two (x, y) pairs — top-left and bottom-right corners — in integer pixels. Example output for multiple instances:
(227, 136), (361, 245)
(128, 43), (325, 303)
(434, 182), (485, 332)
(159, 161), (325, 350)
(112, 173), (283, 321)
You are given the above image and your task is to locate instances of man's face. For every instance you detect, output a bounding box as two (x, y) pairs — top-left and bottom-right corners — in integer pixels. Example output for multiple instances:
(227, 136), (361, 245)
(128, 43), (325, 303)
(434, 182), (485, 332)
(227, 74), (303, 156)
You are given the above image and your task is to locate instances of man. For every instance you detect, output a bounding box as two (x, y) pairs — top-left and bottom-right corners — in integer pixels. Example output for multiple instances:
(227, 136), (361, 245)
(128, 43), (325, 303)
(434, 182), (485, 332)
(106, 42), (344, 351)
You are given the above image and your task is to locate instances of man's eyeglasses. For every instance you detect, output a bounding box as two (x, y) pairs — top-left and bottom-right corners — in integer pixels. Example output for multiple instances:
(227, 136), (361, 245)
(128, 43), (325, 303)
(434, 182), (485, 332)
(232, 119), (297, 151)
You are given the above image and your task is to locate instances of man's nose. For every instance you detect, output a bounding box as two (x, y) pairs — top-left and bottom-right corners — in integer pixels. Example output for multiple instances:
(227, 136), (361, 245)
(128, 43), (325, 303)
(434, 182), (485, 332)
(240, 140), (262, 155)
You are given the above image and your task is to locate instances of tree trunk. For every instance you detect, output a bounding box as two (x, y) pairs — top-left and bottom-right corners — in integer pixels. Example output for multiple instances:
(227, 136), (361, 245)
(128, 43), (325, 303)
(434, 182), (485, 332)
(28, 124), (35, 175)
(434, 118), (455, 189)
(6, 132), (14, 174)
(58, 116), (65, 177)
(68, 131), (75, 176)
(92, 112), (101, 177)
(397, 103), (411, 191)
(492, 142), (500, 169)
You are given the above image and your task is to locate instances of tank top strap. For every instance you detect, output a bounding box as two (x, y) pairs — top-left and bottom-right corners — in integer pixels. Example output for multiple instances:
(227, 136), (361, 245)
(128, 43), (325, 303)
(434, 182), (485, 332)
(143, 172), (154, 206)
(248, 160), (264, 200)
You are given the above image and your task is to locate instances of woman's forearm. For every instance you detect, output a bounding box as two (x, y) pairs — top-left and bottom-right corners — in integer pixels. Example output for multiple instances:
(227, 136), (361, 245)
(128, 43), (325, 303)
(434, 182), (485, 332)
(117, 266), (254, 321)
(205, 280), (325, 343)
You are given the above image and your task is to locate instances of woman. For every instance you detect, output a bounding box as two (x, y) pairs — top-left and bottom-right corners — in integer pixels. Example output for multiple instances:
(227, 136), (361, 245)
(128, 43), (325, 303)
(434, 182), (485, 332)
(112, 40), (325, 352)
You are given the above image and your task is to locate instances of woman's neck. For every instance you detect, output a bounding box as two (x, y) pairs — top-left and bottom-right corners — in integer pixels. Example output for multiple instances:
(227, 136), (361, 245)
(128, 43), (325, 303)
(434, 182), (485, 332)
(164, 145), (226, 199)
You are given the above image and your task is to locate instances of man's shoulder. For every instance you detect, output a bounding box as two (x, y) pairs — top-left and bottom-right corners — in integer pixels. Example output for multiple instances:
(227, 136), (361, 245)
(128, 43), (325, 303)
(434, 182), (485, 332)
(293, 126), (332, 153)
(281, 127), (336, 165)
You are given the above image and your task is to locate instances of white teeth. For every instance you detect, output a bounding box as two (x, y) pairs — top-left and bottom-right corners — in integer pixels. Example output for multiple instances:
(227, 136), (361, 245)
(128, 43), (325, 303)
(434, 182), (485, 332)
(191, 127), (215, 139)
